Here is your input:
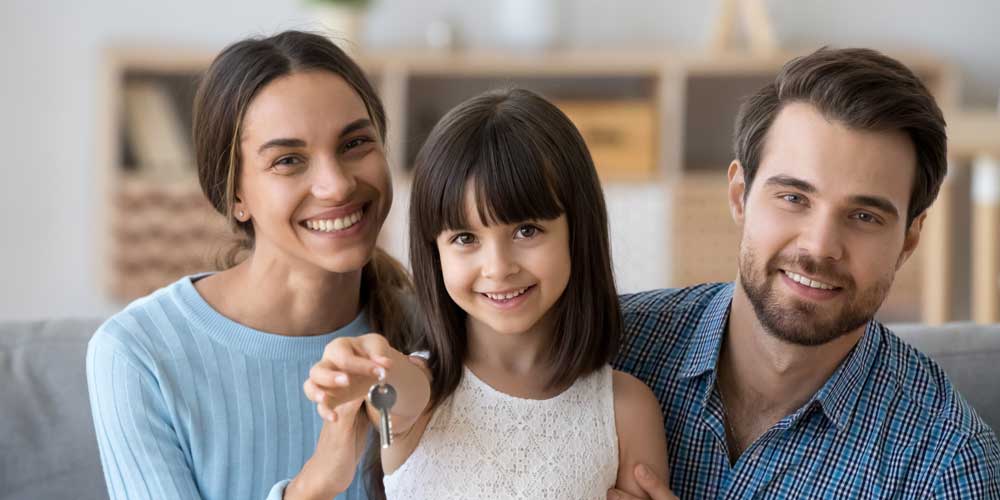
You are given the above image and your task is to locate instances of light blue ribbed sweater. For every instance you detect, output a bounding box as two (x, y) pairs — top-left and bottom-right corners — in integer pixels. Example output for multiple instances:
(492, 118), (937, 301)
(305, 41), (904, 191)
(87, 275), (368, 500)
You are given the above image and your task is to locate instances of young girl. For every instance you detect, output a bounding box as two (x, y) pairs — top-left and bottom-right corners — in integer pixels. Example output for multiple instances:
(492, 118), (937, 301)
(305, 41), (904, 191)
(304, 88), (668, 499)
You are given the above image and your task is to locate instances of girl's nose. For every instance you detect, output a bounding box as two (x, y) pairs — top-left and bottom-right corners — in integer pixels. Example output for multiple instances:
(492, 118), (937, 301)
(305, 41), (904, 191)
(481, 244), (520, 280)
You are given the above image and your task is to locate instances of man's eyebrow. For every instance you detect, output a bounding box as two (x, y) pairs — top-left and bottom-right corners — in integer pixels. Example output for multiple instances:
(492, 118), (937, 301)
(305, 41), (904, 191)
(762, 175), (816, 193)
(849, 195), (900, 218)
(764, 174), (900, 218)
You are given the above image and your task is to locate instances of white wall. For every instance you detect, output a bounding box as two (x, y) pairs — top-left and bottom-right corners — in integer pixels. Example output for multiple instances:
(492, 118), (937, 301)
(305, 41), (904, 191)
(2, 0), (998, 320)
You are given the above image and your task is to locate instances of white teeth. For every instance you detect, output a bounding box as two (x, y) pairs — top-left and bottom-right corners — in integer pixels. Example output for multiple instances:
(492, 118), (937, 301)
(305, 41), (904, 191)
(305, 209), (364, 232)
(484, 287), (529, 301)
(784, 271), (835, 290)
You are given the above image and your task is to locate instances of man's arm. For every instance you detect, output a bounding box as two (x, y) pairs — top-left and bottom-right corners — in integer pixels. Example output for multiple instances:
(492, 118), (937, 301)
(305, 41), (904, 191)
(933, 429), (1000, 498)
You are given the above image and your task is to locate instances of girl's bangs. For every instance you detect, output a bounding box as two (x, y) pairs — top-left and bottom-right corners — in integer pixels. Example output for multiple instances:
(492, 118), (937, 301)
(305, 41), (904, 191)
(426, 121), (565, 236)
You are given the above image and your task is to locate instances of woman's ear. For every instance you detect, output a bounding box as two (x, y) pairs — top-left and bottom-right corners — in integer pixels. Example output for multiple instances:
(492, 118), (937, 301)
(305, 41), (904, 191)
(727, 160), (747, 226)
(233, 194), (250, 222)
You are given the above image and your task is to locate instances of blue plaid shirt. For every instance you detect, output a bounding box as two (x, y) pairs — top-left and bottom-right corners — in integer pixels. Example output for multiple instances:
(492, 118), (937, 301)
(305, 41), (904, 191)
(615, 282), (1000, 499)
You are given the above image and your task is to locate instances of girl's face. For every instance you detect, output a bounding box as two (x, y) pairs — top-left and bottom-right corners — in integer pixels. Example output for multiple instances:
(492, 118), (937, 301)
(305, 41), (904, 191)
(236, 70), (391, 274)
(435, 189), (571, 338)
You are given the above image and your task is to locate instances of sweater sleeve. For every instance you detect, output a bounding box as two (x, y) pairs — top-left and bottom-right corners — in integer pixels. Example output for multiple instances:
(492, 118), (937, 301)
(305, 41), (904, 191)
(87, 326), (293, 499)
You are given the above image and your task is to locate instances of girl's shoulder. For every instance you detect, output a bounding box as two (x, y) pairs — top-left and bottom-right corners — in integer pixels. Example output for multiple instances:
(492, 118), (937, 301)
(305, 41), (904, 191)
(610, 369), (669, 495)
(611, 369), (662, 417)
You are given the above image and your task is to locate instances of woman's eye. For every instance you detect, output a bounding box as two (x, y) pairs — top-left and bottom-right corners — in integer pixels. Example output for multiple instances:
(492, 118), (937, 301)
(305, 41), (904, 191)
(273, 156), (302, 169)
(515, 225), (540, 239)
(343, 136), (373, 152)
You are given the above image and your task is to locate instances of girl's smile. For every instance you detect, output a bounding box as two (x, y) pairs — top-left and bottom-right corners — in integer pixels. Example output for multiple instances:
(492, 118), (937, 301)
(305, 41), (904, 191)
(478, 284), (537, 309)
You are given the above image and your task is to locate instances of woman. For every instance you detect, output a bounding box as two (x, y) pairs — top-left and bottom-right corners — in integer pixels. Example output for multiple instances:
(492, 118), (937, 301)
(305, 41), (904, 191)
(87, 30), (411, 500)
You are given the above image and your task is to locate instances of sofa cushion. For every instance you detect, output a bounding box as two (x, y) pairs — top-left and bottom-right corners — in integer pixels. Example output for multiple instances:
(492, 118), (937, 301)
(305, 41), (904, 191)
(0, 318), (106, 500)
(891, 322), (1000, 434)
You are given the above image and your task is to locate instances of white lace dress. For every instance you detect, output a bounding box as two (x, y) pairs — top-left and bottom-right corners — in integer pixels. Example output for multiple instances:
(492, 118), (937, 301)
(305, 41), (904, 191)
(383, 364), (619, 499)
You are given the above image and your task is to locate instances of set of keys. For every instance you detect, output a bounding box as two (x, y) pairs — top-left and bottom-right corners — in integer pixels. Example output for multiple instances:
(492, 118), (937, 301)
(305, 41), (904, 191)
(367, 371), (397, 448)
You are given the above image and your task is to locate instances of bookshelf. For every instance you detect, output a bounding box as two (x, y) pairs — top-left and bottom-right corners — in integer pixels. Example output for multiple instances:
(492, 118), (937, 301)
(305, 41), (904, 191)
(100, 45), (968, 323)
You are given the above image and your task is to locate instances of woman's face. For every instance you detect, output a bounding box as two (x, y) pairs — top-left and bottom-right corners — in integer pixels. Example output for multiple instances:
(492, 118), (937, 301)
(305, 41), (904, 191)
(235, 69), (392, 274)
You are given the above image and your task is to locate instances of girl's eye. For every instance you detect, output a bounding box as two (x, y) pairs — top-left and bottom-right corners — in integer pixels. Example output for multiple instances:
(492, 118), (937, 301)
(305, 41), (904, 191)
(515, 225), (540, 239)
(451, 233), (476, 246)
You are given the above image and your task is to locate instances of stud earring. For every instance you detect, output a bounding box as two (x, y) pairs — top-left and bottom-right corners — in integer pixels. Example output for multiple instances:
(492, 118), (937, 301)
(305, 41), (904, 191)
(237, 210), (245, 219)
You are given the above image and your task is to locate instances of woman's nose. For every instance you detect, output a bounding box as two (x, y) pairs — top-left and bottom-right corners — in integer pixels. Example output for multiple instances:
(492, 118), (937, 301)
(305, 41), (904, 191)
(310, 159), (357, 203)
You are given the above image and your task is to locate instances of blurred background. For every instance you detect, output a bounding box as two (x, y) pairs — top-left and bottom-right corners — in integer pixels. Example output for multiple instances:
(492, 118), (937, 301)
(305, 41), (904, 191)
(2, 0), (999, 323)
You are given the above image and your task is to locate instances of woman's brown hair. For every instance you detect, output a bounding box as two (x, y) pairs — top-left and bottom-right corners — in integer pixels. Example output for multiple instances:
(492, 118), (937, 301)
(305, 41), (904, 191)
(191, 31), (413, 498)
(409, 87), (622, 410)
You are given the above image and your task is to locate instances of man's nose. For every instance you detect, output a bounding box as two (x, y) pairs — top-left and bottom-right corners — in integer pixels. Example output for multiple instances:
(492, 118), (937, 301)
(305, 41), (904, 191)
(797, 211), (845, 262)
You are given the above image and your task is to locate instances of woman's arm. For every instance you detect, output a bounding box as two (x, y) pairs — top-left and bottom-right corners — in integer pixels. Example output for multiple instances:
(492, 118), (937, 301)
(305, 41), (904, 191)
(88, 328), (243, 500)
(611, 370), (670, 499)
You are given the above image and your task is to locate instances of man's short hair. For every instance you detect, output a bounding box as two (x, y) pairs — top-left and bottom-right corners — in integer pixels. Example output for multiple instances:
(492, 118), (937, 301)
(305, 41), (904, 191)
(733, 47), (947, 228)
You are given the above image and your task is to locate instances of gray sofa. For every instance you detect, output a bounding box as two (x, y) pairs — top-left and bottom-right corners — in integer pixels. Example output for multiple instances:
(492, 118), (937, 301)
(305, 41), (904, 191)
(1, 318), (998, 500)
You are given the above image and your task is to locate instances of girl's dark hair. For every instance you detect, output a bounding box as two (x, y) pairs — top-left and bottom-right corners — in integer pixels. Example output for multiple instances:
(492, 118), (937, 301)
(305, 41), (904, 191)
(409, 87), (622, 407)
(733, 47), (947, 228)
(191, 31), (412, 498)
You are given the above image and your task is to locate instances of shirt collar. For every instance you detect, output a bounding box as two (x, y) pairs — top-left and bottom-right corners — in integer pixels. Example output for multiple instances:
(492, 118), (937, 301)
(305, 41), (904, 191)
(678, 282), (733, 379)
(678, 281), (884, 432)
(807, 320), (883, 431)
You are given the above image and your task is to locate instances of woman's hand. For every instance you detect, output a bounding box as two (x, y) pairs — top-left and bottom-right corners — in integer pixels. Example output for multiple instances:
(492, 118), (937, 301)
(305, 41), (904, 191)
(304, 334), (398, 422)
(304, 333), (432, 436)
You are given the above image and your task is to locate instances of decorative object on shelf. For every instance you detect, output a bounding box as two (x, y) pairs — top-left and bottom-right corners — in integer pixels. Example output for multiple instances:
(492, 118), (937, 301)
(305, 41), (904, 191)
(123, 80), (193, 182)
(305, 0), (373, 52)
(709, 0), (777, 54)
(494, 0), (559, 51)
(109, 177), (231, 302)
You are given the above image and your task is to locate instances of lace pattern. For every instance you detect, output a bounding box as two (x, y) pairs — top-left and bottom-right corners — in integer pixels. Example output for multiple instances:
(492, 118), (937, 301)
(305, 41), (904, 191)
(383, 364), (619, 499)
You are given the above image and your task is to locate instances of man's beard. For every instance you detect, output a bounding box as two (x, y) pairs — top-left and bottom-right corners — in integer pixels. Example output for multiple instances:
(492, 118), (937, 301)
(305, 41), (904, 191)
(738, 245), (893, 346)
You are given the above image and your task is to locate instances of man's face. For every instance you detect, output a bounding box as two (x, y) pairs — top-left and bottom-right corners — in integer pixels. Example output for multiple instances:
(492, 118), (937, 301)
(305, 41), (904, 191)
(729, 102), (924, 346)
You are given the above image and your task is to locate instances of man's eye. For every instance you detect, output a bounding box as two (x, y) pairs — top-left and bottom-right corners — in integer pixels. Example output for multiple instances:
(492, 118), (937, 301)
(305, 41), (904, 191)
(782, 194), (802, 203)
(854, 212), (881, 224)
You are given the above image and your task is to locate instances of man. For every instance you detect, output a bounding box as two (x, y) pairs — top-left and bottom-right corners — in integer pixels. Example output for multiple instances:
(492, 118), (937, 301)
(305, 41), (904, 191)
(609, 48), (1000, 499)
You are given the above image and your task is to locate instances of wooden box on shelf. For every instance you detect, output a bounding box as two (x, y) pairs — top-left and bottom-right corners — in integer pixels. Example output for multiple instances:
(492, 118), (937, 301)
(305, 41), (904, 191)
(554, 99), (657, 180)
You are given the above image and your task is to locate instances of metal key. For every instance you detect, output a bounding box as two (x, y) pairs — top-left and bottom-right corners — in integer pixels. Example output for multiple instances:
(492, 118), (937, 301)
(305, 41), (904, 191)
(367, 381), (397, 448)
